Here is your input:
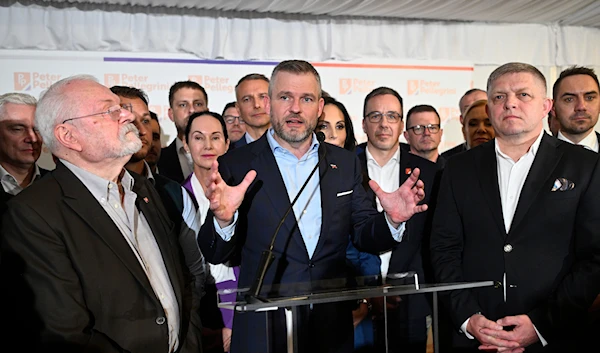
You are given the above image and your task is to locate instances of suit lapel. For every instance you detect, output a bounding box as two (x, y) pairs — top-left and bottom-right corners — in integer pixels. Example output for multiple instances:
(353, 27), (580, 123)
(55, 163), (155, 293)
(313, 145), (335, 259)
(476, 142), (506, 235)
(509, 134), (561, 234)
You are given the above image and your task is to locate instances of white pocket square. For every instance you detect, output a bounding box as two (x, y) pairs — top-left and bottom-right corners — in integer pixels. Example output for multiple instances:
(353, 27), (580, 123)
(551, 178), (575, 191)
(336, 190), (353, 197)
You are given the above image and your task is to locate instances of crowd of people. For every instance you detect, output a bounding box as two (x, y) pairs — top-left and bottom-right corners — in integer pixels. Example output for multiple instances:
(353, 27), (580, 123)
(1, 60), (599, 353)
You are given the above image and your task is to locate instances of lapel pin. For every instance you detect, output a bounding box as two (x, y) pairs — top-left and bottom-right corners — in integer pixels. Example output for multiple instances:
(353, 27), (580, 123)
(143, 197), (149, 203)
(330, 164), (338, 169)
(405, 168), (412, 175)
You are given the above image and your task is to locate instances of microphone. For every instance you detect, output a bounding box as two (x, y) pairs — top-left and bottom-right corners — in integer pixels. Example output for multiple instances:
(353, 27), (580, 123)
(245, 131), (327, 303)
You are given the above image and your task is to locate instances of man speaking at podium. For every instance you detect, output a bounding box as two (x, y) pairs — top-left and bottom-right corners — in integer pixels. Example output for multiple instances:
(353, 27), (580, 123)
(199, 60), (429, 353)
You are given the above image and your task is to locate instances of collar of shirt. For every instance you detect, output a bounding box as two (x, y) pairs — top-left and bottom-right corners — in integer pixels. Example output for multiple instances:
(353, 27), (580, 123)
(245, 132), (256, 144)
(266, 128), (320, 160)
(175, 137), (187, 155)
(144, 161), (155, 185)
(495, 129), (545, 163)
(0, 163), (42, 195)
(365, 143), (400, 168)
(557, 130), (599, 153)
(61, 159), (135, 204)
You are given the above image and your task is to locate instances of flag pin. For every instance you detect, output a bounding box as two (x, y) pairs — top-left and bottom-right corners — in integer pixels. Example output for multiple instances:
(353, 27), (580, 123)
(405, 168), (412, 175)
(143, 197), (149, 203)
(330, 164), (338, 169)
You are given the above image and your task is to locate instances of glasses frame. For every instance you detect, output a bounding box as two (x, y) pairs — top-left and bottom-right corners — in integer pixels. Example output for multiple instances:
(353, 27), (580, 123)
(224, 115), (245, 125)
(62, 105), (126, 124)
(364, 111), (403, 124)
(407, 123), (441, 135)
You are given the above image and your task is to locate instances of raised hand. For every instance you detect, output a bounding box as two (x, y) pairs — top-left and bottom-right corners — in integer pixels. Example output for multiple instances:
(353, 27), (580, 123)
(369, 167), (428, 227)
(478, 315), (538, 352)
(205, 160), (257, 228)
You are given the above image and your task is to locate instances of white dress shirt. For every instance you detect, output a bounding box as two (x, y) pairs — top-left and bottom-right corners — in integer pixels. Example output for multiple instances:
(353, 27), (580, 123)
(175, 137), (194, 179)
(557, 130), (599, 153)
(0, 163), (41, 195)
(461, 130), (547, 346)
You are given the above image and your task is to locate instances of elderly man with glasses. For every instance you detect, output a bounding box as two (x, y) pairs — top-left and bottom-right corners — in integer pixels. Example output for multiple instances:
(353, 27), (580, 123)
(1, 75), (203, 353)
(403, 104), (444, 167)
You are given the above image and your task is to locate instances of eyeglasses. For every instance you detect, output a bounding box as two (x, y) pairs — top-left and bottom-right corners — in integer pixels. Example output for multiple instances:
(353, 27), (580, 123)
(224, 115), (245, 125)
(407, 124), (441, 135)
(120, 103), (133, 113)
(365, 111), (403, 124)
(62, 105), (128, 124)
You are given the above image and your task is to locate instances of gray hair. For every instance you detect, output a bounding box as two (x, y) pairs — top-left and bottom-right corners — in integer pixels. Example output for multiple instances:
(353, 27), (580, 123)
(35, 74), (99, 152)
(268, 60), (322, 98)
(487, 62), (547, 93)
(0, 93), (37, 120)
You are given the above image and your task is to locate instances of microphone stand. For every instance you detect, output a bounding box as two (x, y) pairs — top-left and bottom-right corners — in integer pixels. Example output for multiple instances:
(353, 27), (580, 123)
(245, 132), (327, 303)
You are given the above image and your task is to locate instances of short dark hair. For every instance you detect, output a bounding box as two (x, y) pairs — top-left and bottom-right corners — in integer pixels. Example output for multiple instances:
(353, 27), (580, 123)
(185, 111), (228, 143)
(322, 96), (357, 151)
(269, 60), (321, 98)
(222, 101), (237, 116)
(552, 66), (600, 100)
(406, 105), (440, 127)
(236, 73), (269, 89)
(110, 86), (149, 106)
(149, 111), (158, 122)
(362, 87), (403, 118)
(168, 81), (208, 108)
(487, 62), (547, 93)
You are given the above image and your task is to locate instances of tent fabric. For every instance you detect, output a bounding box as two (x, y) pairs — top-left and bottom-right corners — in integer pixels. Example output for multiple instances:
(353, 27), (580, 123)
(1, 2), (598, 66)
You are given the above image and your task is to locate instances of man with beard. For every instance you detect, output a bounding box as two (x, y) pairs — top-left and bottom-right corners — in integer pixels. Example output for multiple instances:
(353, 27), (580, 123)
(159, 80), (209, 182)
(553, 66), (600, 152)
(231, 73), (270, 149)
(403, 104), (444, 166)
(198, 60), (429, 353)
(146, 111), (162, 173)
(111, 85), (206, 302)
(1, 75), (202, 353)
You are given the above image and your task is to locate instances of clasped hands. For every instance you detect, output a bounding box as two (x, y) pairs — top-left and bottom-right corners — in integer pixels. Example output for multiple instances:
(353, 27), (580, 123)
(467, 313), (539, 353)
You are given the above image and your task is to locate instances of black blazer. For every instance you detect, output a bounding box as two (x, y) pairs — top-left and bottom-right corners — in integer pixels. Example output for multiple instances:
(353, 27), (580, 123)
(158, 139), (185, 183)
(199, 135), (400, 353)
(440, 142), (467, 160)
(430, 134), (600, 351)
(1, 162), (202, 353)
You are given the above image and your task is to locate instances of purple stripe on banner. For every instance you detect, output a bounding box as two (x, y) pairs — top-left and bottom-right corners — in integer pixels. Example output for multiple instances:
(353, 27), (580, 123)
(103, 57), (278, 66)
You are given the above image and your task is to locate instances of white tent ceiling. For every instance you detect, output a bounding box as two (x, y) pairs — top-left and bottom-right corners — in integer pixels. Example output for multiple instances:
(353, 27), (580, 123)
(37, 0), (600, 28)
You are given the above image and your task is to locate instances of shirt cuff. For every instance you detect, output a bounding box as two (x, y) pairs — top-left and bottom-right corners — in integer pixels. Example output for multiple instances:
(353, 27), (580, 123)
(384, 213), (406, 242)
(213, 211), (238, 242)
(461, 318), (475, 339)
(533, 325), (547, 346)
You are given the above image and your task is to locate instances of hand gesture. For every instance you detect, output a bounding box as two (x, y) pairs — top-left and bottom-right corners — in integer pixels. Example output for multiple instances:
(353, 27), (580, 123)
(478, 315), (539, 352)
(466, 313), (520, 352)
(369, 167), (428, 227)
(205, 160), (256, 228)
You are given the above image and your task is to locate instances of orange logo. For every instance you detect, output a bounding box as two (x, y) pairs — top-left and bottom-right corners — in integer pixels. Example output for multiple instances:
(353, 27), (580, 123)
(188, 75), (203, 85)
(104, 74), (120, 87)
(14, 72), (31, 91)
(407, 80), (419, 95)
(339, 79), (352, 95)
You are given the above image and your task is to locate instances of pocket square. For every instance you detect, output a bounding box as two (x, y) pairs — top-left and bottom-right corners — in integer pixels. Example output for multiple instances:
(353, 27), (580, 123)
(551, 178), (575, 192)
(336, 190), (353, 197)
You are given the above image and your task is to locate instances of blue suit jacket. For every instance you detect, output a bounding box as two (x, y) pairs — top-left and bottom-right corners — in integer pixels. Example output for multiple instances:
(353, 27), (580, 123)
(199, 134), (399, 353)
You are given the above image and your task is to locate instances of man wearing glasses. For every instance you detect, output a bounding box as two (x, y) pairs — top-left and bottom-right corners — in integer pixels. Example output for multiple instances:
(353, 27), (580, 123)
(1, 75), (202, 353)
(356, 87), (440, 353)
(403, 105), (444, 167)
(222, 101), (246, 149)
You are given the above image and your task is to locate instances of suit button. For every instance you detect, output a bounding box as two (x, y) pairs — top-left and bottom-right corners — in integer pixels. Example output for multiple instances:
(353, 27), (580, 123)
(308, 262), (315, 268)
(504, 244), (513, 253)
(156, 316), (166, 325)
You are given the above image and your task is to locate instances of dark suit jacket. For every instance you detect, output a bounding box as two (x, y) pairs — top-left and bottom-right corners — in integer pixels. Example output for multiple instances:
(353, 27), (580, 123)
(440, 142), (467, 160)
(430, 134), (600, 352)
(229, 134), (249, 151)
(1, 162), (202, 353)
(158, 139), (186, 183)
(199, 135), (400, 353)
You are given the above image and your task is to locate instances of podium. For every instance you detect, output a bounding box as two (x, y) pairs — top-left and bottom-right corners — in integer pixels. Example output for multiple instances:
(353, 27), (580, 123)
(218, 274), (494, 353)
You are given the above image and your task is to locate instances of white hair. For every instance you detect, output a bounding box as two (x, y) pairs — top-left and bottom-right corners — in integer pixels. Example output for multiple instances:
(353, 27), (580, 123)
(0, 93), (37, 121)
(35, 74), (99, 152)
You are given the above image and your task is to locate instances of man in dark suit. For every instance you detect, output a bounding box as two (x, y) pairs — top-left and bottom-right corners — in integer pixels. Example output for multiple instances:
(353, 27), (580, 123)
(356, 87), (441, 353)
(199, 60), (429, 353)
(230, 73), (270, 149)
(158, 81), (208, 182)
(441, 88), (487, 160)
(430, 62), (600, 352)
(1, 75), (202, 353)
(552, 66), (600, 152)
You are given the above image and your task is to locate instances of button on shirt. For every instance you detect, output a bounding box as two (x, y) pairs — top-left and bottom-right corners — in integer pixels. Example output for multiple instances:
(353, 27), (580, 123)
(366, 145), (401, 281)
(557, 130), (599, 153)
(176, 137), (194, 180)
(0, 163), (42, 195)
(62, 160), (181, 352)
